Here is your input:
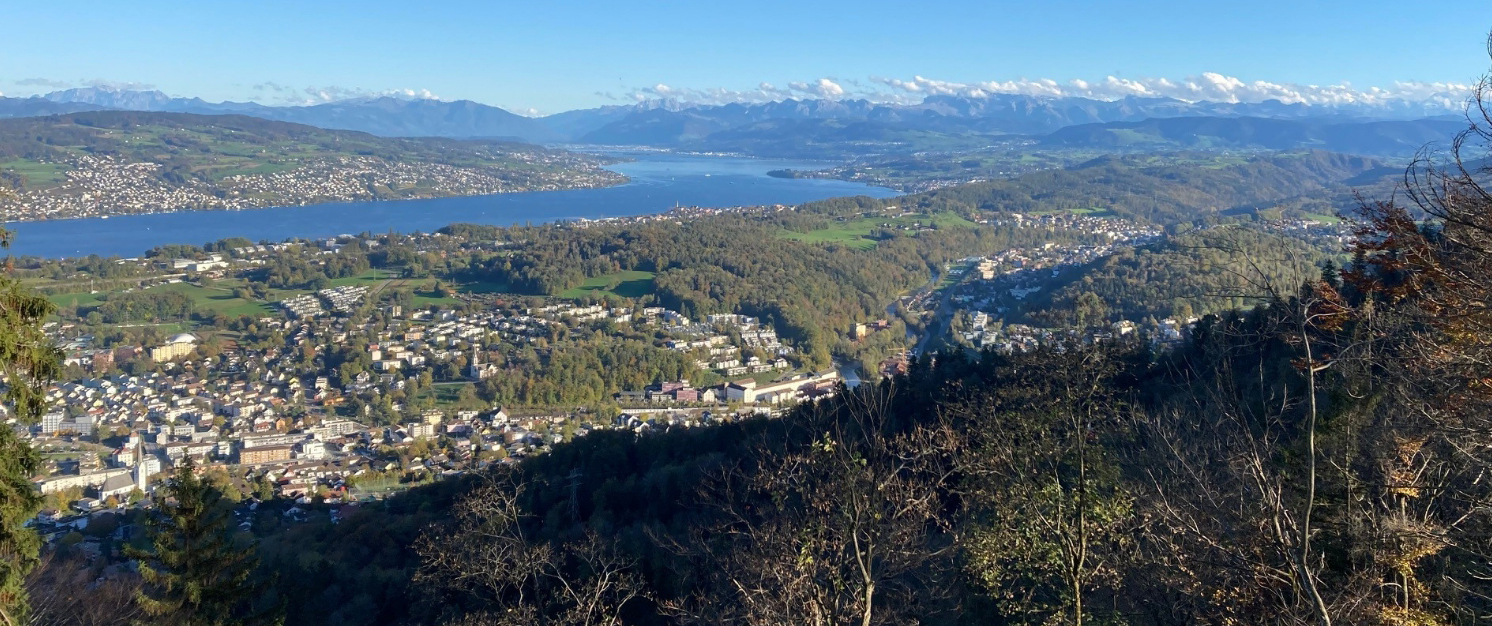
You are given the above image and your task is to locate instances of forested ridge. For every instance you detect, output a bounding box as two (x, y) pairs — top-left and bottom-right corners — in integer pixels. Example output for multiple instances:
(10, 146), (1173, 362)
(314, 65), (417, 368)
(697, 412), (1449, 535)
(449, 217), (1111, 361)
(1038, 115), (1463, 155)
(1025, 226), (1336, 323)
(0, 111), (569, 172)
(899, 150), (1384, 224)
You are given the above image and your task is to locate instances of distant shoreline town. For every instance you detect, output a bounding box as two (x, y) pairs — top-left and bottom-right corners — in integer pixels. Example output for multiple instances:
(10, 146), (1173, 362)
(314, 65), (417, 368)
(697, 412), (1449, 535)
(0, 155), (628, 223)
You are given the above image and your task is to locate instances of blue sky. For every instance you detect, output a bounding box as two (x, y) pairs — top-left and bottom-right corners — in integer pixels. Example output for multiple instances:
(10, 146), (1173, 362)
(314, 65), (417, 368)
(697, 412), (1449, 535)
(2, 0), (1489, 114)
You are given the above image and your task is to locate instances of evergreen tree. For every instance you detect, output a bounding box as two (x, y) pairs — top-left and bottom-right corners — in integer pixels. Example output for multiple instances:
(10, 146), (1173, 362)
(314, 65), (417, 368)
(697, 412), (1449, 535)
(0, 226), (61, 626)
(128, 458), (282, 626)
(1320, 258), (1341, 289)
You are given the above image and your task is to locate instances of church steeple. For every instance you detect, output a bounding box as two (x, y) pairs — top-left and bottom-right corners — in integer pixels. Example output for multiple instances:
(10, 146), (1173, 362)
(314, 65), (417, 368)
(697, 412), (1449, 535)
(467, 346), (483, 381)
(133, 438), (147, 494)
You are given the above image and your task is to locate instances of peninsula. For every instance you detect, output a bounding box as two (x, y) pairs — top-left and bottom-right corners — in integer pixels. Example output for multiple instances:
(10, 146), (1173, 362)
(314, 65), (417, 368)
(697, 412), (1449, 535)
(0, 111), (626, 221)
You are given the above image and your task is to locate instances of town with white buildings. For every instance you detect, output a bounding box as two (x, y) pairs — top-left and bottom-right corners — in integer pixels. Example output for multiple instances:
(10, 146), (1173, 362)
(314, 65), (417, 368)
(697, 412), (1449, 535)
(0, 153), (625, 221)
(29, 281), (845, 540)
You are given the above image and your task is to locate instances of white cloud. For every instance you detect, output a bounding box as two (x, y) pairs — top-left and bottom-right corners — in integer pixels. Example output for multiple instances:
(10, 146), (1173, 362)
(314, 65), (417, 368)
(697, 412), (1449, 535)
(615, 72), (1471, 112)
(622, 78), (849, 105)
(256, 85), (444, 105)
(252, 81), (292, 93)
(868, 72), (1474, 108)
(81, 79), (156, 91)
(787, 78), (845, 98)
(13, 78), (73, 89)
(388, 88), (440, 100)
(9, 77), (157, 92)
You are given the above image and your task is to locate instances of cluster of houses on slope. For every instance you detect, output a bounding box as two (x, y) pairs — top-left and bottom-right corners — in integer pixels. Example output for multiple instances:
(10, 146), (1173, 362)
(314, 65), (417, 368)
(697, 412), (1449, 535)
(279, 285), (371, 319)
(612, 369), (842, 407)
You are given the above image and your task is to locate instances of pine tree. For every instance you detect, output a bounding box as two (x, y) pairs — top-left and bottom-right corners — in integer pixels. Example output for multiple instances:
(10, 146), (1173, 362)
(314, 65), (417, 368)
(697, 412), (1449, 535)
(0, 226), (62, 626)
(1320, 259), (1341, 289)
(127, 458), (282, 626)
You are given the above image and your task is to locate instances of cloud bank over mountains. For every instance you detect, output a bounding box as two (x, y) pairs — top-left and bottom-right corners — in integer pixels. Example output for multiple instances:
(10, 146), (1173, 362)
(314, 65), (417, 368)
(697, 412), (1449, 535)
(618, 79), (854, 106)
(617, 72), (1474, 111)
(249, 82), (443, 105)
(4, 71), (1475, 114)
(13, 77), (158, 92)
(870, 73), (1473, 108)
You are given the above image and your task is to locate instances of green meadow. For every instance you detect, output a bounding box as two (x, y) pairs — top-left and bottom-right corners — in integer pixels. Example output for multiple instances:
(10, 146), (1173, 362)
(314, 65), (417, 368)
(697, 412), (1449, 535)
(780, 211), (977, 249)
(559, 270), (657, 299)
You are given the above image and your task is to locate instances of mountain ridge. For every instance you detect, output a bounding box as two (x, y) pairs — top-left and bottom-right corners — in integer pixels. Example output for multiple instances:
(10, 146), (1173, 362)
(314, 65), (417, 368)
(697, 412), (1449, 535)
(1039, 115), (1466, 154)
(2, 88), (1462, 148)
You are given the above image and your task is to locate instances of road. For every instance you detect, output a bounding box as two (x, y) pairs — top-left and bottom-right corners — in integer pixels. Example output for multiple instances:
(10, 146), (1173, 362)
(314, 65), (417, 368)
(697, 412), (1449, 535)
(914, 282), (961, 356)
(886, 269), (940, 347)
(889, 266), (961, 357)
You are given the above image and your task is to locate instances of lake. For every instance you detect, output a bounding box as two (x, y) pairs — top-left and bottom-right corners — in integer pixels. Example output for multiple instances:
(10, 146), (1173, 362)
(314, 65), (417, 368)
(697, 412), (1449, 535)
(4, 153), (897, 259)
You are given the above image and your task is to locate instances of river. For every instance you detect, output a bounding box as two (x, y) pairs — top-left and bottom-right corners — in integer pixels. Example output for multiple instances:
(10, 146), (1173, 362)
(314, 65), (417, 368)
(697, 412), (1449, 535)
(4, 152), (897, 259)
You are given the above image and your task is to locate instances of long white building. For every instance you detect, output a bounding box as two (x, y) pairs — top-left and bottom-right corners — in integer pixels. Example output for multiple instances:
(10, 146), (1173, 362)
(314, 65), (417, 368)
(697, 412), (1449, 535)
(725, 370), (841, 404)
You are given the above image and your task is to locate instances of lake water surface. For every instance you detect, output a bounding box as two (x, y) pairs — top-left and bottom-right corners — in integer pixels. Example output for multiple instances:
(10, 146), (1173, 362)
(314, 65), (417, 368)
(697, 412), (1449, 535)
(6, 153), (896, 258)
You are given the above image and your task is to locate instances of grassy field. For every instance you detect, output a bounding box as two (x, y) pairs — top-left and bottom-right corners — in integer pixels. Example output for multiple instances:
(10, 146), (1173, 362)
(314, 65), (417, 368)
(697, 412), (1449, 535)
(559, 270), (657, 299)
(45, 267), (484, 324)
(151, 282), (277, 318)
(329, 270), (509, 299)
(455, 279), (514, 295)
(782, 226), (881, 249)
(0, 160), (67, 187)
(1027, 207), (1116, 217)
(49, 282), (273, 318)
(48, 291), (106, 309)
(1302, 212), (1343, 224)
(57, 279), (299, 321)
(781, 211), (978, 249)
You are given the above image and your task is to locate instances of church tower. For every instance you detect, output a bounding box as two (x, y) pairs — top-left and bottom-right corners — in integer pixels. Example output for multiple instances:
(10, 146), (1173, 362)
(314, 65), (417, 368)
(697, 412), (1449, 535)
(133, 438), (148, 494)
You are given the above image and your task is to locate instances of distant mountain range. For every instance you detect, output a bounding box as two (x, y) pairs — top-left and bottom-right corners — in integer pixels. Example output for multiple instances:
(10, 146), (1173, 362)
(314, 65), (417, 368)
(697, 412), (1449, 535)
(0, 87), (1467, 157)
(572, 95), (1462, 150)
(20, 88), (562, 141)
(0, 96), (104, 118)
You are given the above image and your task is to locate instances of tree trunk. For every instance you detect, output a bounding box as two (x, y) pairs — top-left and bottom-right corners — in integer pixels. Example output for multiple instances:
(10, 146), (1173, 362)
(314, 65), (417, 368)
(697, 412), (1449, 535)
(1299, 328), (1332, 626)
(1073, 577), (1084, 626)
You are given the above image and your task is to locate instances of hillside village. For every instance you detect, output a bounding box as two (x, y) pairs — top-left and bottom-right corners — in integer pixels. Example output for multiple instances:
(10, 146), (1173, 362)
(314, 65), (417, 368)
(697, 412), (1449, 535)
(1, 153), (625, 221)
(30, 285), (847, 533)
(923, 214), (1352, 353)
(18, 202), (1355, 561)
